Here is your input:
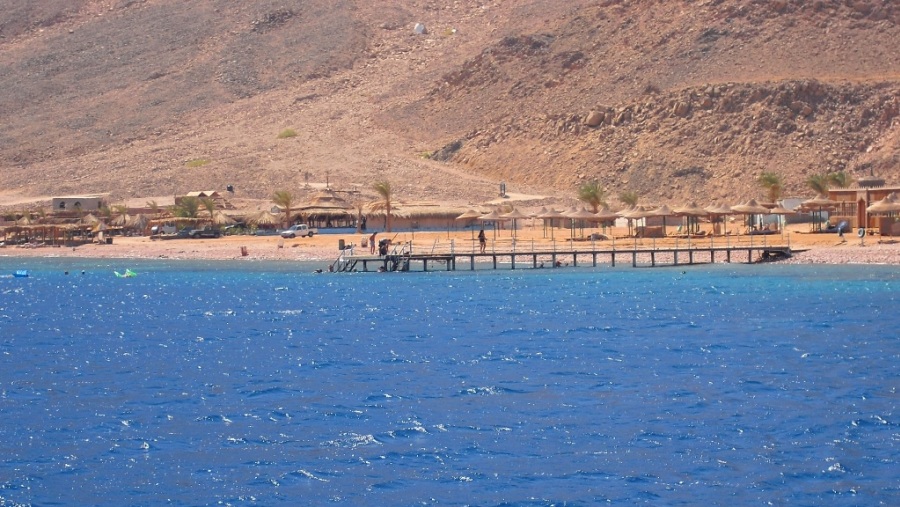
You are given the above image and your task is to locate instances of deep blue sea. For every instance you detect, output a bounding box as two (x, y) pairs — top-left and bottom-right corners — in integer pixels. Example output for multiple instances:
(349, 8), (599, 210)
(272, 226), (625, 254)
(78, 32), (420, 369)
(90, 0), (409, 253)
(0, 258), (897, 506)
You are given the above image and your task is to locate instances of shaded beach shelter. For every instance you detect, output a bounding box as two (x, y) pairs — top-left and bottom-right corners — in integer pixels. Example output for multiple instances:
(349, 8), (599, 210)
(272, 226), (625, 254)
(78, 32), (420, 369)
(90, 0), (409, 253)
(731, 199), (769, 230)
(248, 210), (281, 232)
(649, 204), (676, 236)
(674, 202), (708, 234)
(766, 204), (795, 234)
(80, 213), (100, 226)
(594, 206), (619, 232)
(620, 206), (652, 235)
(704, 203), (733, 235)
(478, 209), (502, 240)
(867, 194), (900, 237)
(211, 211), (236, 226)
(566, 207), (598, 238)
(456, 209), (482, 241)
(798, 195), (838, 232)
(500, 208), (528, 238)
(539, 208), (566, 240)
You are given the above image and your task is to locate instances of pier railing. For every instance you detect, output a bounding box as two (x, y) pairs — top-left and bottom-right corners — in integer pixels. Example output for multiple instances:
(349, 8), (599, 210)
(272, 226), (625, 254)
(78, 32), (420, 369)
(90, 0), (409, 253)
(340, 233), (793, 272)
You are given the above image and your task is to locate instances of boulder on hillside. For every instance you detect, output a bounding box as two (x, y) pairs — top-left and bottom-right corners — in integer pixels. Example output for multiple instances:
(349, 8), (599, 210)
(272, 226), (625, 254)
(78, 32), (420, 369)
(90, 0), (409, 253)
(584, 111), (604, 127)
(413, 23), (427, 35)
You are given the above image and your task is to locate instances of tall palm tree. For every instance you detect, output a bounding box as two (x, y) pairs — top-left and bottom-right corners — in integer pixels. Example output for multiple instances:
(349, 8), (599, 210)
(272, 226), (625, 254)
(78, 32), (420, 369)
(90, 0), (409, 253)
(619, 191), (639, 207)
(200, 197), (216, 224)
(271, 190), (295, 228)
(577, 181), (607, 213)
(807, 174), (829, 196)
(757, 172), (783, 202)
(373, 180), (393, 232)
(827, 171), (852, 188)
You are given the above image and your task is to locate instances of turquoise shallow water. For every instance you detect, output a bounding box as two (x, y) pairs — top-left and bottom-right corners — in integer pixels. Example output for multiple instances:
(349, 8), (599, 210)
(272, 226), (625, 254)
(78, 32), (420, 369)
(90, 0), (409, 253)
(0, 259), (898, 505)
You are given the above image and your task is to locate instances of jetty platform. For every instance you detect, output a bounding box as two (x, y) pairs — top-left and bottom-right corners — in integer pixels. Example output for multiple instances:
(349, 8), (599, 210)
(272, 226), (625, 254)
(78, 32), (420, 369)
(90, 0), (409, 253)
(330, 238), (793, 273)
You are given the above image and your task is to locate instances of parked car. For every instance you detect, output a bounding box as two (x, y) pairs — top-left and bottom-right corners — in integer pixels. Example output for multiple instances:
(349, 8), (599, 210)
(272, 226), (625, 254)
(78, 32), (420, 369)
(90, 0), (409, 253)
(188, 226), (222, 238)
(223, 223), (248, 235)
(280, 224), (318, 238)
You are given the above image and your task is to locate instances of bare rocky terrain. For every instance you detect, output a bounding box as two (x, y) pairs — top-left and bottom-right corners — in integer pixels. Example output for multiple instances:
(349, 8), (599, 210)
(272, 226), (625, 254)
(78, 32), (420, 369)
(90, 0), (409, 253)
(1, 0), (898, 210)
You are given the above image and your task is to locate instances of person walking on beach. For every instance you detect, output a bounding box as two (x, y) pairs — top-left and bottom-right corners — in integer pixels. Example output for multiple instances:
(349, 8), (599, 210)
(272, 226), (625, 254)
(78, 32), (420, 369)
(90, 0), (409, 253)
(478, 228), (486, 253)
(369, 232), (377, 254)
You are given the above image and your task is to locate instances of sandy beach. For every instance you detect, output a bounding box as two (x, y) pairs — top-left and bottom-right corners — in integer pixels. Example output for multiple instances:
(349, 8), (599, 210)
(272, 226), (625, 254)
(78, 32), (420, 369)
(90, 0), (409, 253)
(1, 224), (897, 267)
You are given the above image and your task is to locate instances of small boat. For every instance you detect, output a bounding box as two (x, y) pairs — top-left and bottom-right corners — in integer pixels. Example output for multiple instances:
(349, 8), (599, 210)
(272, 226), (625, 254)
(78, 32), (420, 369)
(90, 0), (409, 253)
(13, 270), (29, 278)
(114, 269), (137, 278)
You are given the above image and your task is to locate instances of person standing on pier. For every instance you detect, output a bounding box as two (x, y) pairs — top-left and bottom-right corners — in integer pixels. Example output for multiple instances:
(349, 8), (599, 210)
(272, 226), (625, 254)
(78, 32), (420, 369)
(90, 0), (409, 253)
(478, 229), (487, 253)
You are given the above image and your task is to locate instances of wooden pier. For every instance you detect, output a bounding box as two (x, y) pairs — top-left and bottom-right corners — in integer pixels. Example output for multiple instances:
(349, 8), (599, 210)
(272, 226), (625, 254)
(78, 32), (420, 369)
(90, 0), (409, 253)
(331, 244), (793, 273)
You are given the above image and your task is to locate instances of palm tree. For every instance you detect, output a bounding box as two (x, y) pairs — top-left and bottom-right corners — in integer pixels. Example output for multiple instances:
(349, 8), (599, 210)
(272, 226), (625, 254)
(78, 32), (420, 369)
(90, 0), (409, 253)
(827, 171), (852, 188)
(373, 180), (393, 232)
(807, 173), (829, 196)
(619, 190), (639, 207)
(200, 197), (216, 224)
(577, 181), (607, 213)
(172, 196), (200, 218)
(271, 190), (295, 228)
(757, 172), (783, 202)
(146, 200), (161, 218)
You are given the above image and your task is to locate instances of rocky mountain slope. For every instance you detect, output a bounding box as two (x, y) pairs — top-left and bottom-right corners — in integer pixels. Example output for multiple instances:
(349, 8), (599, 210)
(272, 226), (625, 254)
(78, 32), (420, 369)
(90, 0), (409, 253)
(1, 0), (898, 209)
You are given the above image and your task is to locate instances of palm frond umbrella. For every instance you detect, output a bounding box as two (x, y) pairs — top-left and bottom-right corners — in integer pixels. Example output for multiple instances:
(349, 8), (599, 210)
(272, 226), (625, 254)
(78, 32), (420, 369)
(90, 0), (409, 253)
(539, 208), (566, 240)
(649, 204), (676, 236)
(211, 211), (236, 226)
(766, 205), (795, 235)
(594, 206), (619, 234)
(500, 208), (528, 239)
(80, 213), (100, 226)
(674, 202), (708, 234)
(799, 195), (838, 232)
(704, 203), (733, 235)
(731, 199), (769, 231)
(111, 213), (130, 227)
(127, 213), (150, 234)
(456, 209), (482, 242)
(620, 206), (652, 236)
(867, 194), (900, 238)
(566, 207), (598, 239)
(478, 209), (502, 240)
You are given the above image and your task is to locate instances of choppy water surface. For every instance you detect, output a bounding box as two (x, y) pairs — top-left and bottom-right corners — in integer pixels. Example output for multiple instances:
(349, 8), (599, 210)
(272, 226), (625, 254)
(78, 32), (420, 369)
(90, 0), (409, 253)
(0, 259), (898, 505)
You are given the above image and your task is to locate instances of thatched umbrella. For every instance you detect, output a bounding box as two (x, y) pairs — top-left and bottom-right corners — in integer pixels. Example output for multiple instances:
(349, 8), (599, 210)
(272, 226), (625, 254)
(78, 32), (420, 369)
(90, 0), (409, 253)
(731, 199), (769, 231)
(539, 208), (566, 240)
(798, 195), (838, 232)
(649, 204), (676, 236)
(211, 211), (236, 226)
(456, 209), (482, 241)
(867, 194), (900, 237)
(478, 209), (502, 240)
(594, 206), (619, 234)
(566, 207), (598, 238)
(704, 203), (733, 235)
(500, 208), (528, 238)
(674, 202), (708, 234)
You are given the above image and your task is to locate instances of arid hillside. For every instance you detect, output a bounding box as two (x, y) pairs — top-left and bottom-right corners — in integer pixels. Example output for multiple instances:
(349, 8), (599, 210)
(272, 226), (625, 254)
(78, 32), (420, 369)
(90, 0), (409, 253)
(1, 0), (898, 209)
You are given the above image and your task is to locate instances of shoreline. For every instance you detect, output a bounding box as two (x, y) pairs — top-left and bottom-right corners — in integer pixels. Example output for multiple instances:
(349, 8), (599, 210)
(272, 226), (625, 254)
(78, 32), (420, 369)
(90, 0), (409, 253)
(1, 226), (898, 266)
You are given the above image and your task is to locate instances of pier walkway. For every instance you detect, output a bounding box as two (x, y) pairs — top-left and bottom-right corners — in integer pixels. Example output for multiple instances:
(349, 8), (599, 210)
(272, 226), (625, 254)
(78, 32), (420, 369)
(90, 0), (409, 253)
(330, 235), (794, 272)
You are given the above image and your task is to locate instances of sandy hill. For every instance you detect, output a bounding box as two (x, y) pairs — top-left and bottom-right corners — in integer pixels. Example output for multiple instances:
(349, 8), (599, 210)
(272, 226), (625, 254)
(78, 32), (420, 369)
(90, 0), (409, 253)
(1, 0), (898, 210)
